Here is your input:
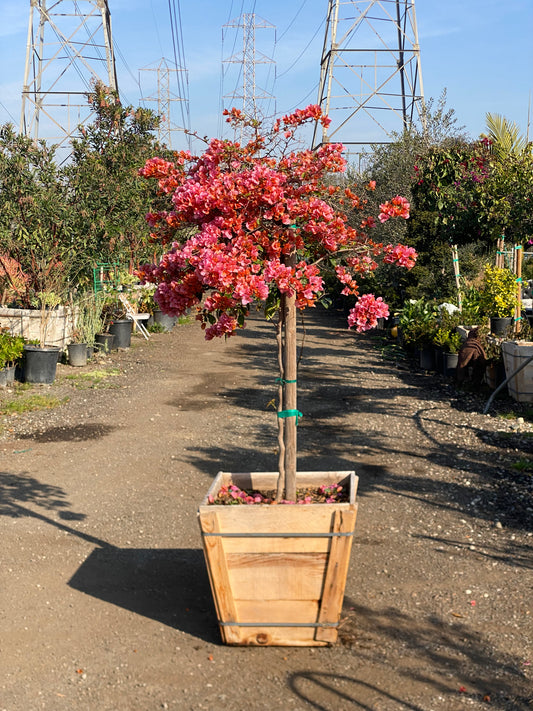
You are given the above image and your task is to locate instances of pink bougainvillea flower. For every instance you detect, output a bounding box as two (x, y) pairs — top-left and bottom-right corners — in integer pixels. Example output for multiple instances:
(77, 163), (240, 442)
(137, 105), (414, 340)
(347, 294), (390, 332)
(383, 244), (417, 269)
(379, 195), (410, 222)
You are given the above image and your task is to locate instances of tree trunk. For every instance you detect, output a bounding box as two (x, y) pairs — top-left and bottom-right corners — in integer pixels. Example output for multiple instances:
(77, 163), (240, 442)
(276, 317), (286, 501)
(282, 252), (298, 502)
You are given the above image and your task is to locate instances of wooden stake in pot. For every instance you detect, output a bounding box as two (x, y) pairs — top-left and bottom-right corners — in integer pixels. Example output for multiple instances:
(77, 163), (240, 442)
(496, 236), (505, 268)
(515, 243), (523, 334)
(451, 244), (462, 312)
(277, 249), (298, 503)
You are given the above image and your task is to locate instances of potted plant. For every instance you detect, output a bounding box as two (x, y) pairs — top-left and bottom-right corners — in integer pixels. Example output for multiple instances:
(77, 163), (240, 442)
(398, 299), (439, 368)
(134, 283), (156, 321)
(65, 293), (88, 367)
(497, 319), (533, 402)
(101, 298), (132, 349)
(0, 338), (7, 387)
(136, 284), (176, 332)
(479, 264), (518, 336)
(0, 330), (25, 384)
(432, 322), (462, 376)
(138, 105), (415, 646)
(75, 291), (104, 359)
(22, 290), (64, 383)
(0, 128), (82, 351)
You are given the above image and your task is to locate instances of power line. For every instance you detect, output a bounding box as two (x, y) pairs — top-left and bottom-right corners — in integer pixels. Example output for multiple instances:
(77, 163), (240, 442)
(113, 40), (139, 105)
(167, 0), (190, 136)
(150, 0), (166, 58)
(275, 19), (324, 80)
(174, 0), (191, 134)
(277, 0), (310, 42)
(0, 100), (17, 124)
(283, 82), (319, 115)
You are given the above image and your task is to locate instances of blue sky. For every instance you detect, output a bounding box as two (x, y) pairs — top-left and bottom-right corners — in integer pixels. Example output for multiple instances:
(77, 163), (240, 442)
(0, 0), (531, 152)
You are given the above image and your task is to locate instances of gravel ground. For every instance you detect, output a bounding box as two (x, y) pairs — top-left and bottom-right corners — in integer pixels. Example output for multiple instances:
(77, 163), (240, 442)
(0, 308), (532, 711)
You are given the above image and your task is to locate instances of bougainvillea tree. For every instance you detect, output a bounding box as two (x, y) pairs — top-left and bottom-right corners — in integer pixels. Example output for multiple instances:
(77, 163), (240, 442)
(138, 106), (415, 501)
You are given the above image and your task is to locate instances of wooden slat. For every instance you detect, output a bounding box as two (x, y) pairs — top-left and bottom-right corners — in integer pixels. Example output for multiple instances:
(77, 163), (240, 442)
(225, 601), (328, 646)
(315, 508), (357, 643)
(198, 510), (241, 644)
(236, 599), (320, 623)
(226, 553), (327, 600)
(206, 506), (352, 538)
(222, 536), (330, 554)
(237, 627), (329, 646)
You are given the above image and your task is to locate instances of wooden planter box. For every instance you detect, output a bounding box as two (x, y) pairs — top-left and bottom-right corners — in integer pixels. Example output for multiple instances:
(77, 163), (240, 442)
(198, 470), (358, 647)
(502, 340), (533, 402)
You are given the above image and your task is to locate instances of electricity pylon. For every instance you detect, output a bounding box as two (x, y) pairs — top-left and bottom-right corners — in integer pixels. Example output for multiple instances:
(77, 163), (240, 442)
(140, 58), (190, 150)
(20, 0), (118, 147)
(313, 0), (425, 155)
(222, 13), (275, 139)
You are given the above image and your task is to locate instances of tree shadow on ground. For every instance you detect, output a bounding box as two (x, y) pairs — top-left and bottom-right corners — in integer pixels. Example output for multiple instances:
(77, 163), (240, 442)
(289, 672), (426, 711)
(326, 596), (533, 710)
(0, 470), (77, 518)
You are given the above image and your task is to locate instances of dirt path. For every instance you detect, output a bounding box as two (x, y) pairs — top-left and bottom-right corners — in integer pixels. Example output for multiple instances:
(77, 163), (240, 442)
(1, 309), (532, 710)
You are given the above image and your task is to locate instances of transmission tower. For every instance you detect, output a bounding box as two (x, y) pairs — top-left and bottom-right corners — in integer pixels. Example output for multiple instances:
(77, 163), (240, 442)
(313, 0), (425, 155)
(140, 58), (190, 149)
(222, 13), (275, 139)
(20, 0), (118, 148)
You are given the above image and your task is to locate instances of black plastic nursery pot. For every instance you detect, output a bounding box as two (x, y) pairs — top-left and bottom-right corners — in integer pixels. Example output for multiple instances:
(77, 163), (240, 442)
(108, 320), (132, 349)
(67, 342), (88, 367)
(490, 316), (513, 337)
(442, 351), (459, 377)
(95, 333), (115, 354)
(23, 345), (61, 384)
(418, 346), (435, 371)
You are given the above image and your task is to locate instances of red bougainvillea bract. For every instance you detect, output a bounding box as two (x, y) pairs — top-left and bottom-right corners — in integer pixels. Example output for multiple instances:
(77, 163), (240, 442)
(137, 105), (416, 339)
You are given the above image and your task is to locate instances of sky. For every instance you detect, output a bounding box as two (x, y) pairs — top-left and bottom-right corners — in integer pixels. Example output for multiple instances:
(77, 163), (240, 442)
(0, 0), (532, 154)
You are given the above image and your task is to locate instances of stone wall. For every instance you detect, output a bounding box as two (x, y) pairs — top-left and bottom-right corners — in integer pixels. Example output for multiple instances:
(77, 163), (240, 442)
(0, 306), (75, 348)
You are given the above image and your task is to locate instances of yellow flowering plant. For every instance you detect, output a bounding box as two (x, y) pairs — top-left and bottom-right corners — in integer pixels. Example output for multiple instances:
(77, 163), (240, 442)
(479, 265), (518, 318)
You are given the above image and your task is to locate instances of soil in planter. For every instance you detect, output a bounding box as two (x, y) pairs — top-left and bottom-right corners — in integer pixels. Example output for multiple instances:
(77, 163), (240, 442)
(209, 483), (350, 505)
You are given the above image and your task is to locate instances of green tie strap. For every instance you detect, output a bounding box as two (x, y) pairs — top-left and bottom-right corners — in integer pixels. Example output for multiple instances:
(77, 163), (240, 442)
(277, 409), (303, 425)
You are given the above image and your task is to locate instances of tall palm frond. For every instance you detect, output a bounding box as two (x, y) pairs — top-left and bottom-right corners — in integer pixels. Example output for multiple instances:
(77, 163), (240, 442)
(486, 112), (527, 158)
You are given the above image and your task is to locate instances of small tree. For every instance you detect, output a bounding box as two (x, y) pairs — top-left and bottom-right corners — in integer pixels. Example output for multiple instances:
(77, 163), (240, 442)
(0, 124), (77, 306)
(352, 92), (469, 306)
(66, 82), (170, 275)
(138, 106), (414, 501)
